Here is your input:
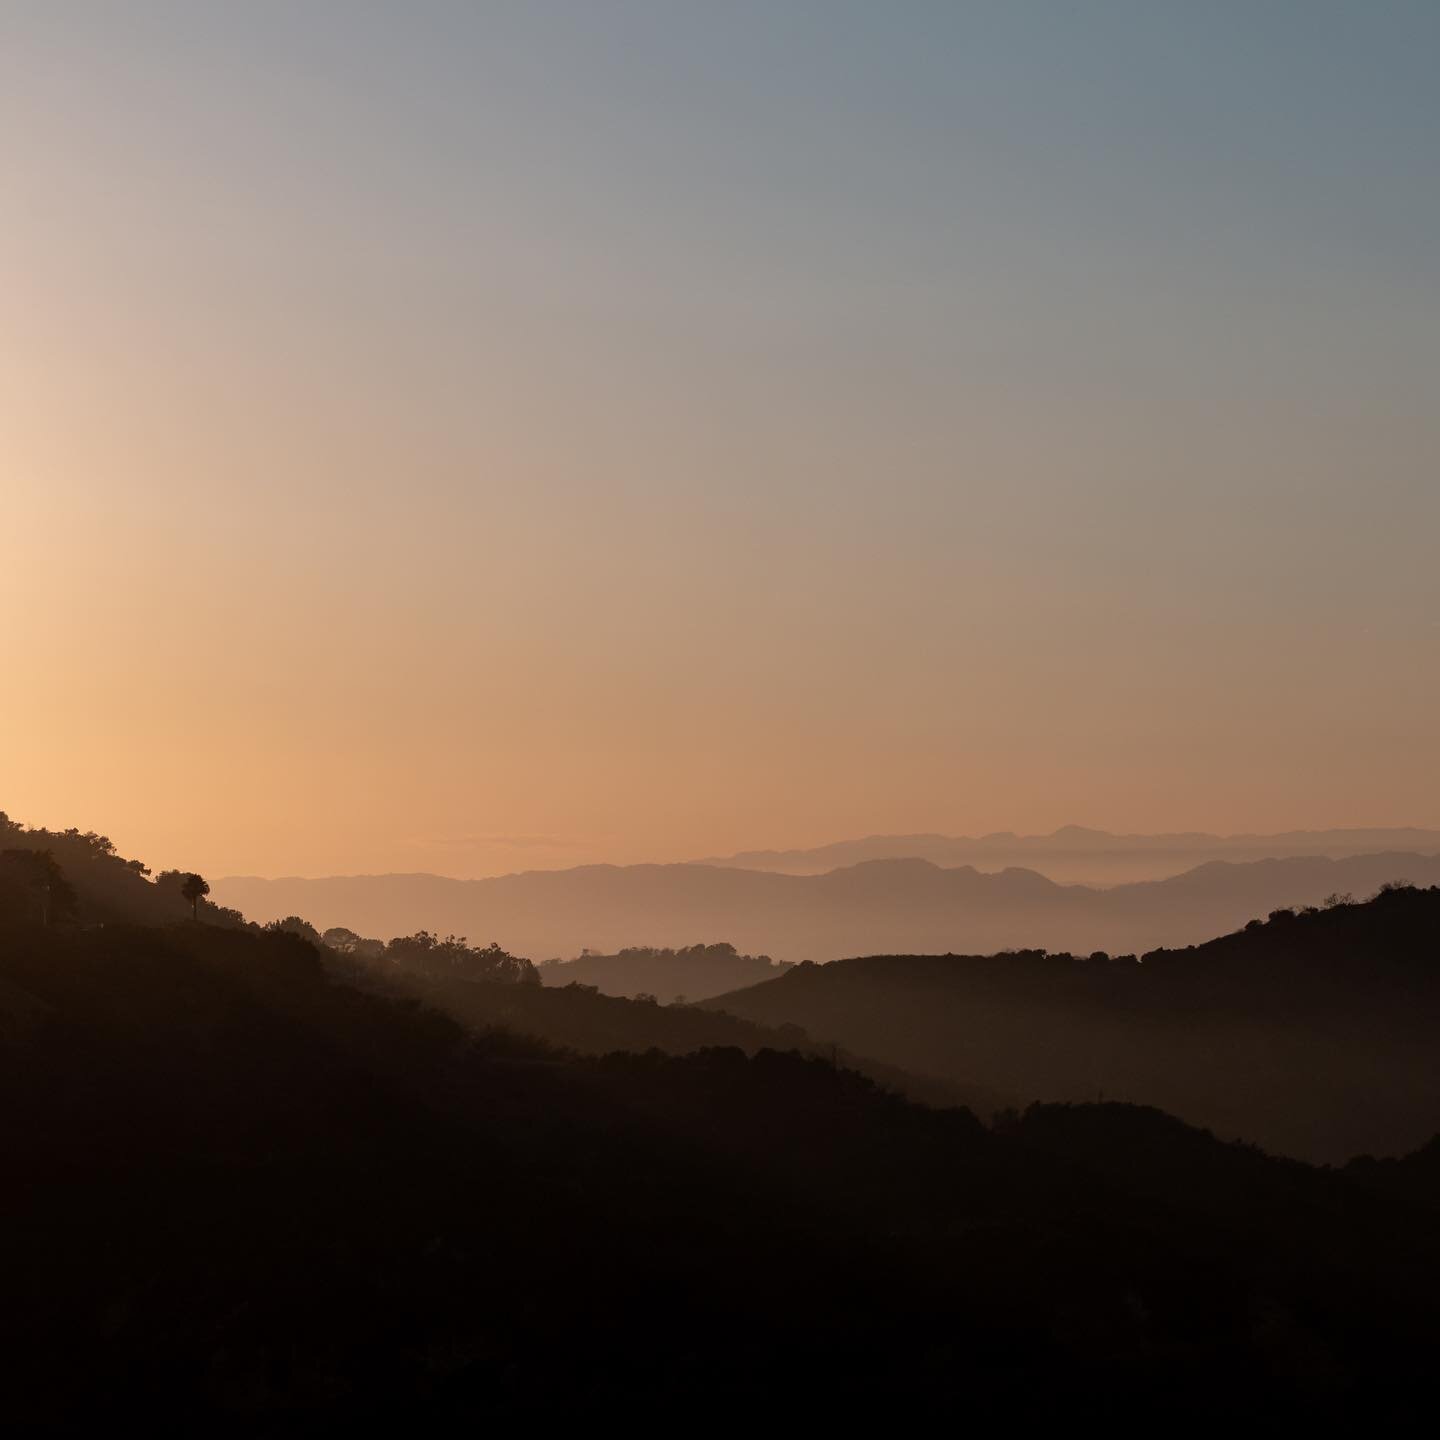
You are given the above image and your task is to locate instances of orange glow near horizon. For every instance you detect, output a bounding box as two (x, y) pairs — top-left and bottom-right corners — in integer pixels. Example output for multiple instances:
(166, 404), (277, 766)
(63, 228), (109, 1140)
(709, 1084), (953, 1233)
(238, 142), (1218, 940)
(2, 6), (1437, 880)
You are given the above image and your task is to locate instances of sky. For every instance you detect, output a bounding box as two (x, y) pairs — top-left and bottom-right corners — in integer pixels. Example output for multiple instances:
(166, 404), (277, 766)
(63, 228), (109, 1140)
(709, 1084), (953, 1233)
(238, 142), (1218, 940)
(2, 1), (1438, 879)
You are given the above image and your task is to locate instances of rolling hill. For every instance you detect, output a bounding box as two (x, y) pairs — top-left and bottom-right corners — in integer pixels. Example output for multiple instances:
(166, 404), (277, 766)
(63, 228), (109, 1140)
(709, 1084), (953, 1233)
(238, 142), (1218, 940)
(702, 884), (1440, 1162)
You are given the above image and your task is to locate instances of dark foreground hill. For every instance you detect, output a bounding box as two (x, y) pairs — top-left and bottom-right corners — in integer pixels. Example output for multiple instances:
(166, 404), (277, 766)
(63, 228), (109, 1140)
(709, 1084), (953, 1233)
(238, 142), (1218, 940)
(215, 848), (1440, 963)
(704, 885), (1440, 1163)
(5, 918), (1440, 1425)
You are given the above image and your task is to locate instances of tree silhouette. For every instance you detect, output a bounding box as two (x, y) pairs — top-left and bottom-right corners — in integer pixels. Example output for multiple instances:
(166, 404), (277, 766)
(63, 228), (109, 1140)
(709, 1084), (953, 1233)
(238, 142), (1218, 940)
(0, 848), (77, 926)
(180, 873), (210, 922)
(265, 915), (322, 945)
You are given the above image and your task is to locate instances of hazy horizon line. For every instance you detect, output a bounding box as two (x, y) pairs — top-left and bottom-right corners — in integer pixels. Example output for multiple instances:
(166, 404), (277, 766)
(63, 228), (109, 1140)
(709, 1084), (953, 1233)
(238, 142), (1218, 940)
(213, 825), (1440, 887)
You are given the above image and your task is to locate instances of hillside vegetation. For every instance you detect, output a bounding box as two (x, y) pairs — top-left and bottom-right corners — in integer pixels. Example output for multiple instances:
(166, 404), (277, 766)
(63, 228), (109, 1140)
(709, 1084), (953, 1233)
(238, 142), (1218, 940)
(1, 812), (245, 929)
(537, 940), (792, 1000)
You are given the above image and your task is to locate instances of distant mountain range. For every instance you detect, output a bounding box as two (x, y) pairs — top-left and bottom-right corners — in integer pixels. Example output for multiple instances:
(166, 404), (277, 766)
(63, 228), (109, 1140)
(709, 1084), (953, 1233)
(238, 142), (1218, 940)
(698, 825), (1440, 883)
(214, 849), (1440, 968)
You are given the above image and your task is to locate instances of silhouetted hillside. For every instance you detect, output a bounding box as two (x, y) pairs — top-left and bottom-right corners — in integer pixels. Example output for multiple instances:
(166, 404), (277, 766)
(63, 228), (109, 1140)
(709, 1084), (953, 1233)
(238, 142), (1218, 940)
(0, 812), (243, 929)
(537, 941), (792, 1000)
(1345, 1134), (1440, 1207)
(215, 849), (1440, 963)
(705, 885), (1440, 1162)
(5, 916), (1440, 1424)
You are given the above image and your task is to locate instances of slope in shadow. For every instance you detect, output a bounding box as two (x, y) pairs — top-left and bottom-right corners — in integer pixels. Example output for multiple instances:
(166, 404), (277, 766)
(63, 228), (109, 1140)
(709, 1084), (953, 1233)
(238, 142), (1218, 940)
(703, 885), (1440, 1162)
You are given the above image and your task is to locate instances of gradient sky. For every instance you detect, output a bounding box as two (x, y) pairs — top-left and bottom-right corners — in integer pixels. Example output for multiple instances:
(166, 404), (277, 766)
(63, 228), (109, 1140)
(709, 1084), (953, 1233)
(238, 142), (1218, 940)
(3, 1), (1438, 879)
